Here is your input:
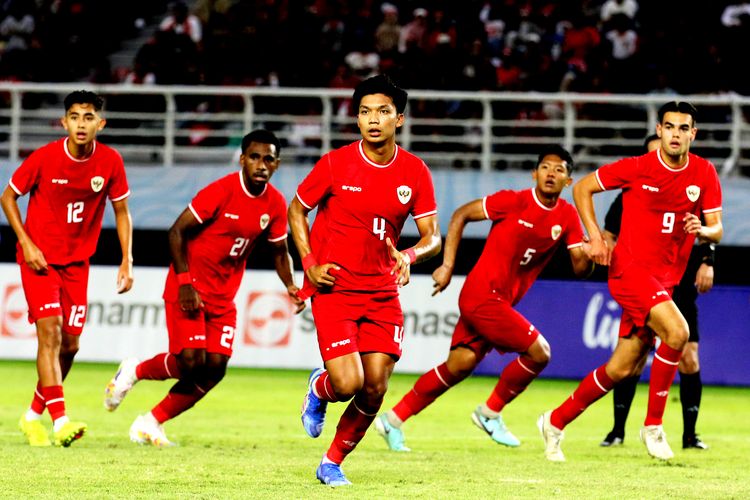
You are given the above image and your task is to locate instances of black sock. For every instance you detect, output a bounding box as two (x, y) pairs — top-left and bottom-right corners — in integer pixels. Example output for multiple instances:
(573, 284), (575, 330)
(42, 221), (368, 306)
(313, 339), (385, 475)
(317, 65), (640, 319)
(612, 375), (639, 436)
(680, 371), (702, 439)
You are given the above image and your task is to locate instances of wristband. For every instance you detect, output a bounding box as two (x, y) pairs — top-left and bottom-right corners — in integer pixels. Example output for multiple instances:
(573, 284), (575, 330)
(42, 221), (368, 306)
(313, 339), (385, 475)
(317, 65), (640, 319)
(403, 247), (417, 265)
(176, 272), (192, 286)
(302, 253), (318, 271)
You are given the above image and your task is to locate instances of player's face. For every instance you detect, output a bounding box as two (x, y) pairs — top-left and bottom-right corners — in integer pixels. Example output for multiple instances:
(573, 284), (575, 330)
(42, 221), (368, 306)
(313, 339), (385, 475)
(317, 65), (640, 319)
(656, 111), (696, 158)
(357, 94), (404, 144)
(532, 154), (572, 195)
(240, 141), (280, 190)
(61, 103), (105, 146)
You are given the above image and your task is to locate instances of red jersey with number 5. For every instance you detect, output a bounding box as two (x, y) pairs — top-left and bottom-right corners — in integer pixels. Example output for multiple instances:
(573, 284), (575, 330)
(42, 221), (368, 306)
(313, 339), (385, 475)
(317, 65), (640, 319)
(9, 138), (130, 265)
(163, 171), (288, 305)
(596, 149), (722, 287)
(296, 140), (437, 292)
(462, 188), (584, 305)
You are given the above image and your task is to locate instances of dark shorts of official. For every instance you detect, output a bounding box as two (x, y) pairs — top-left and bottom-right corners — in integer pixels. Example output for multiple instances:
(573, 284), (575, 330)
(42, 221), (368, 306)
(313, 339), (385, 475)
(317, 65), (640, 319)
(20, 261), (89, 335)
(673, 278), (700, 342)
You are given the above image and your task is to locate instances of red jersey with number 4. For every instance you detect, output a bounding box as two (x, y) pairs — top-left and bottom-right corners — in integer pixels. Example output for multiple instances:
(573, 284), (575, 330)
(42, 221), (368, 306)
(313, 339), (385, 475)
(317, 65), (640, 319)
(9, 138), (130, 265)
(296, 140), (437, 292)
(163, 171), (288, 305)
(463, 188), (584, 305)
(596, 149), (722, 287)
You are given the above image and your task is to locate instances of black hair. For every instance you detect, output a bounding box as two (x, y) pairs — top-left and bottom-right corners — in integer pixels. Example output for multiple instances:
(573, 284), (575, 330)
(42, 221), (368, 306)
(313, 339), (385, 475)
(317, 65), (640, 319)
(657, 101), (698, 126)
(352, 74), (408, 114)
(241, 129), (281, 156)
(64, 90), (104, 113)
(643, 133), (659, 150)
(535, 145), (574, 173)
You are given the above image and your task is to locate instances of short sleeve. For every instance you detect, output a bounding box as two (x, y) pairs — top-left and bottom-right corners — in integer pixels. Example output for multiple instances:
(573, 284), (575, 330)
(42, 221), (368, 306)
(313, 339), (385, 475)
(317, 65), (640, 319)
(595, 156), (638, 191)
(483, 190), (518, 221)
(564, 204), (585, 248)
(188, 179), (224, 224)
(700, 162), (722, 214)
(106, 154), (130, 201)
(411, 163), (437, 220)
(603, 192), (623, 235)
(295, 155), (333, 210)
(9, 149), (42, 196)
(267, 190), (289, 242)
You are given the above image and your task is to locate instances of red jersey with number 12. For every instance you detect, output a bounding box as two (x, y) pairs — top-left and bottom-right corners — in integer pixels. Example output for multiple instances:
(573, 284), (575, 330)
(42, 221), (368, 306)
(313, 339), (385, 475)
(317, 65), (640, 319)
(596, 149), (722, 287)
(9, 138), (130, 265)
(296, 140), (437, 292)
(463, 188), (584, 305)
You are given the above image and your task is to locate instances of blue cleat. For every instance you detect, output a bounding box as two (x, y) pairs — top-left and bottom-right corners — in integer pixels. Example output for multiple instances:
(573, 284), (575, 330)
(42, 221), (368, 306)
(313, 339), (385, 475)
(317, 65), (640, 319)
(301, 368), (328, 438)
(374, 413), (411, 452)
(471, 406), (521, 447)
(316, 460), (352, 487)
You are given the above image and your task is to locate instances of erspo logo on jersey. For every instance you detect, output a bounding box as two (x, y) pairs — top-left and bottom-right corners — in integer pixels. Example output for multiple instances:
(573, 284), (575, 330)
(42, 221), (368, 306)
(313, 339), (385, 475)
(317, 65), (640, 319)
(1, 284), (35, 338)
(242, 291), (294, 347)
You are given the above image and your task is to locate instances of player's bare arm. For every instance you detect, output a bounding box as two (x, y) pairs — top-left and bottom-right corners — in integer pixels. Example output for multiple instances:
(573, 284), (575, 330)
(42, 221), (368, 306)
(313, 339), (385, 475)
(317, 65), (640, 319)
(684, 211), (723, 244)
(388, 214), (440, 287)
(432, 199), (483, 295)
(269, 239), (305, 313)
(568, 245), (595, 278)
(168, 208), (204, 312)
(0, 185), (47, 272)
(287, 196), (339, 288)
(112, 198), (134, 293)
(572, 173), (610, 266)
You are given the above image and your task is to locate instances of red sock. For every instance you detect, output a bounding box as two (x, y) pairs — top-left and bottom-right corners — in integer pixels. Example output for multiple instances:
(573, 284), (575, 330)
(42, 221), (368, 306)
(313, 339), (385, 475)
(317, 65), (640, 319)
(314, 370), (338, 402)
(326, 399), (378, 464)
(645, 343), (682, 426)
(551, 365), (614, 429)
(30, 382), (45, 414)
(486, 357), (546, 413)
(41, 385), (66, 421)
(151, 384), (207, 423)
(136, 353), (181, 381)
(392, 363), (462, 422)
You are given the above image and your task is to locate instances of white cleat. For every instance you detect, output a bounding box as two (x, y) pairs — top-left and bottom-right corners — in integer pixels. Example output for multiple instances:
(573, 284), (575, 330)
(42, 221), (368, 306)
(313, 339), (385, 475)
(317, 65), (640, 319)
(104, 357), (140, 411)
(537, 411), (565, 462)
(129, 414), (175, 448)
(640, 425), (674, 460)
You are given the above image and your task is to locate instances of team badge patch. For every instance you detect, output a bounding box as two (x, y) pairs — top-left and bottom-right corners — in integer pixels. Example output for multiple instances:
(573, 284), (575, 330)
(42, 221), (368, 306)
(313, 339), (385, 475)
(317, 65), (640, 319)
(397, 185), (412, 204)
(551, 224), (562, 241)
(90, 176), (104, 192)
(260, 213), (270, 229)
(686, 185), (700, 202)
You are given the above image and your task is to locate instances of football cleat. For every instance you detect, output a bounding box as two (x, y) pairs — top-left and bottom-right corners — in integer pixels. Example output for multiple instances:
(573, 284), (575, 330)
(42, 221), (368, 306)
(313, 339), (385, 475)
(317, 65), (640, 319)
(104, 357), (140, 411)
(537, 411), (565, 462)
(640, 425), (674, 460)
(301, 368), (328, 438)
(53, 421), (87, 447)
(471, 406), (520, 447)
(18, 416), (51, 447)
(683, 435), (709, 450)
(600, 430), (624, 447)
(316, 459), (352, 487)
(374, 413), (410, 452)
(129, 414), (175, 448)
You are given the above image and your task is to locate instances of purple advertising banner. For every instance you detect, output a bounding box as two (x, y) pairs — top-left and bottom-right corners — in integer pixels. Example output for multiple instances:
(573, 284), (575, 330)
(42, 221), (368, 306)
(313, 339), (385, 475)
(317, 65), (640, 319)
(473, 280), (750, 387)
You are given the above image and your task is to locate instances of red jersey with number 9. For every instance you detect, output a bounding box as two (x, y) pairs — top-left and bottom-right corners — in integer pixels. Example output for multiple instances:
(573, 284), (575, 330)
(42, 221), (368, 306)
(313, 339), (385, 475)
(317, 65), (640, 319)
(9, 138), (130, 265)
(295, 140), (437, 292)
(596, 149), (722, 287)
(163, 171), (288, 305)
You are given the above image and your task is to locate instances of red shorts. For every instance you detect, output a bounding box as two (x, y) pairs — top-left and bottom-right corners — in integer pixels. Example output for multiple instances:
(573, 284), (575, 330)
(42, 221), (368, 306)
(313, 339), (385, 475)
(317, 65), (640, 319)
(20, 262), (89, 335)
(609, 265), (673, 345)
(451, 296), (539, 360)
(165, 300), (237, 357)
(311, 290), (404, 362)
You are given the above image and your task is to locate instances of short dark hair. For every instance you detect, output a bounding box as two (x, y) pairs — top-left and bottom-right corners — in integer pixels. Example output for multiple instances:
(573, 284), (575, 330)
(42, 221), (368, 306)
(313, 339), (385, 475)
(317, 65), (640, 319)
(241, 129), (281, 156)
(535, 145), (574, 173)
(352, 74), (408, 114)
(64, 90), (104, 113)
(643, 133), (659, 150)
(657, 101), (698, 126)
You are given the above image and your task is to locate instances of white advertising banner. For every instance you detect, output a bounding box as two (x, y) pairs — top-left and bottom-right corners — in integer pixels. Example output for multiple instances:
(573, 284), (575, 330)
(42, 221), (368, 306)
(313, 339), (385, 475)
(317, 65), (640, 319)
(0, 264), (458, 374)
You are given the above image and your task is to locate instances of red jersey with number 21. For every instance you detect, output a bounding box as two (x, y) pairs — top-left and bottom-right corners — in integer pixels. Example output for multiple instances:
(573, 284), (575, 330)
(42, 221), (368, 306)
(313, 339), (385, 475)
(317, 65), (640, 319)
(296, 140), (437, 292)
(596, 149), (722, 287)
(9, 138), (130, 265)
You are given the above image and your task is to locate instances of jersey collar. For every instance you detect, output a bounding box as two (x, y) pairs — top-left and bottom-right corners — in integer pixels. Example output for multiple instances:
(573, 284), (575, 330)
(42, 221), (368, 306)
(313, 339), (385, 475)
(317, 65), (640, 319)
(656, 148), (689, 172)
(531, 187), (557, 211)
(63, 138), (96, 162)
(358, 140), (398, 168)
(238, 170), (267, 198)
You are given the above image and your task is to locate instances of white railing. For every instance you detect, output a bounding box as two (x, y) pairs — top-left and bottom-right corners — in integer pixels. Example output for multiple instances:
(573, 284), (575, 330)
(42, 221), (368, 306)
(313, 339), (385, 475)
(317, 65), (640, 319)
(0, 82), (747, 175)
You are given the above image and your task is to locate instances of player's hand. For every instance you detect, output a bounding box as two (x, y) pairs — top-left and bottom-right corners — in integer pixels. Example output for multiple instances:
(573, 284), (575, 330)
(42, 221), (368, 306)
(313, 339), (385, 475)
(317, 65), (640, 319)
(386, 237), (411, 287)
(287, 285), (306, 314)
(116, 260), (134, 294)
(306, 263), (339, 288)
(683, 213), (702, 236)
(432, 264), (453, 295)
(588, 233), (611, 266)
(695, 262), (714, 294)
(21, 240), (48, 272)
(178, 284), (204, 315)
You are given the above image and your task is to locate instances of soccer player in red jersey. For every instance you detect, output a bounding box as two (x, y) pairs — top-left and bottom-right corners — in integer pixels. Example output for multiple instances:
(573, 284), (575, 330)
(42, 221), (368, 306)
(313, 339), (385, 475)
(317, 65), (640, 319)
(103, 129), (304, 446)
(1, 90), (133, 447)
(374, 146), (593, 452)
(288, 74), (441, 486)
(538, 101), (723, 462)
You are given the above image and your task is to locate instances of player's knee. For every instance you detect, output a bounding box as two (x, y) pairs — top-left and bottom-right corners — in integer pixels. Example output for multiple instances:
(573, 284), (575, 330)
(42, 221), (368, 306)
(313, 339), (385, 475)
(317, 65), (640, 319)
(330, 376), (362, 401)
(679, 348), (700, 374)
(526, 335), (551, 365)
(176, 350), (206, 377)
(664, 326), (689, 351)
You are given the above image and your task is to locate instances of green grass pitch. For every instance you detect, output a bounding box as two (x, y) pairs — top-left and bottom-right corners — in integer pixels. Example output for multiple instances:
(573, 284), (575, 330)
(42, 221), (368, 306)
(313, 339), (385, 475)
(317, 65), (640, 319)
(0, 360), (748, 498)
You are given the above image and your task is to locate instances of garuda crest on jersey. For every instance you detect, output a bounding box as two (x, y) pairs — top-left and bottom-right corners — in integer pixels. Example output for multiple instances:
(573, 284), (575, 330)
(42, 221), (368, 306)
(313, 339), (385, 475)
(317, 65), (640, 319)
(260, 213), (270, 229)
(397, 185), (412, 204)
(551, 224), (562, 241)
(686, 185), (700, 202)
(91, 176), (104, 192)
